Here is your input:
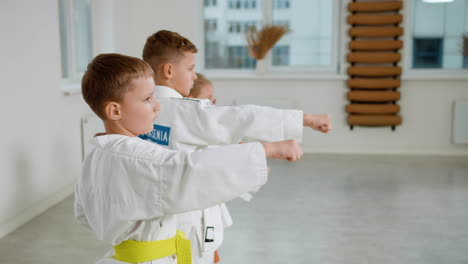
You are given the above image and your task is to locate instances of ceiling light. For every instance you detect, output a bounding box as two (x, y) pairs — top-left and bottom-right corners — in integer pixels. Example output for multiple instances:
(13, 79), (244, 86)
(423, 0), (455, 3)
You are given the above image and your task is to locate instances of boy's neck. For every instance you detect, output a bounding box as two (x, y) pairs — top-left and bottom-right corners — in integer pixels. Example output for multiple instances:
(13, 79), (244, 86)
(155, 80), (183, 95)
(155, 79), (171, 87)
(103, 120), (136, 137)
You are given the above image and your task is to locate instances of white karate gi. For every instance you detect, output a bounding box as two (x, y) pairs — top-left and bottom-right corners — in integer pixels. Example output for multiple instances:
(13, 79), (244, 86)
(143, 85), (303, 264)
(74, 134), (268, 264)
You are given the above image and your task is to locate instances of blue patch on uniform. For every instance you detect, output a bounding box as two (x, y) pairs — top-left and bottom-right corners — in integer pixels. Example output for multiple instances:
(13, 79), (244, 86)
(138, 124), (171, 146)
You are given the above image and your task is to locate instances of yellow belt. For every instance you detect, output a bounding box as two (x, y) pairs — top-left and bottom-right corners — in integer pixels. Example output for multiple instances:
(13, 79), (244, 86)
(113, 230), (191, 264)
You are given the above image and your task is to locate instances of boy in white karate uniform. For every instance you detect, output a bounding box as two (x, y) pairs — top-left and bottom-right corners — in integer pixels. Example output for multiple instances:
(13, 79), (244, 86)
(140, 30), (332, 264)
(188, 73), (216, 105)
(188, 73), (251, 262)
(74, 53), (304, 264)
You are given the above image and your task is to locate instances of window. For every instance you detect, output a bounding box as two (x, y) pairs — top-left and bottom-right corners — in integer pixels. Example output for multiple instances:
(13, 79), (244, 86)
(228, 21), (257, 34)
(228, 0), (256, 9)
(272, 45), (290, 66)
(205, 0), (217, 7)
(413, 38), (443, 68)
(206, 42), (221, 68)
(203, 0), (336, 72)
(228, 46), (256, 68)
(58, 0), (93, 80)
(205, 19), (217, 32)
(464, 35), (468, 67)
(274, 0), (290, 9)
(411, 0), (468, 70)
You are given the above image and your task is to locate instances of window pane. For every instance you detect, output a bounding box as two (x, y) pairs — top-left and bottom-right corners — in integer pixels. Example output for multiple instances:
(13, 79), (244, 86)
(204, 0), (263, 69)
(413, 38), (443, 68)
(272, 0), (333, 67)
(464, 35), (468, 67)
(58, 0), (70, 78)
(412, 0), (468, 69)
(72, 0), (93, 73)
(272, 45), (289, 65)
(204, 0), (333, 70)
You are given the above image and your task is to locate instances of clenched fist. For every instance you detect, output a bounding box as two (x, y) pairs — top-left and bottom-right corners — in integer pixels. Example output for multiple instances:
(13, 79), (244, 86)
(304, 114), (332, 133)
(262, 139), (303, 162)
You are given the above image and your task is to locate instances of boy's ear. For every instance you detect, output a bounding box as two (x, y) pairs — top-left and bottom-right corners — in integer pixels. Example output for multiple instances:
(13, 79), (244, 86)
(162, 63), (173, 80)
(104, 101), (122, 121)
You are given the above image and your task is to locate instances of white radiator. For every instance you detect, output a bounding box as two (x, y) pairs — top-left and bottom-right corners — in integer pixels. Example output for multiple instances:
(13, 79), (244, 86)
(80, 113), (105, 161)
(453, 100), (468, 144)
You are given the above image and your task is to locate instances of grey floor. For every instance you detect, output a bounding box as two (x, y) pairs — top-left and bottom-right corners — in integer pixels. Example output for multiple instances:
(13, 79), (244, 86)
(1, 154), (468, 264)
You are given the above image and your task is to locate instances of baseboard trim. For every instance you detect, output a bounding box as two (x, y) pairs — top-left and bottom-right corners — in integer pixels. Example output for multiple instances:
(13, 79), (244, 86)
(0, 181), (75, 239)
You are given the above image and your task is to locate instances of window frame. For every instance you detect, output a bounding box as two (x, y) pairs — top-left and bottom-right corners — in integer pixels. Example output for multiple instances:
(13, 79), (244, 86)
(402, 0), (468, 79)
(200, 0), (342, 78)
(59, 0), (94, 82)
(60, 0), (118, 95)
(59, 0), (94, 94)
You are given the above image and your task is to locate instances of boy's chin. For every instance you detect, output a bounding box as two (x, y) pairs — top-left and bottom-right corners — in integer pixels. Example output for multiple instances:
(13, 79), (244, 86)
(141, 126), (154, 135)
(146, 127), (153, 134)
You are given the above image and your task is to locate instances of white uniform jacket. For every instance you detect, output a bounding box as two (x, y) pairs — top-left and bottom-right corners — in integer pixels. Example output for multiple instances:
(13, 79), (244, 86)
(140, 85), (303, 263)
(74, 135), (268, 264)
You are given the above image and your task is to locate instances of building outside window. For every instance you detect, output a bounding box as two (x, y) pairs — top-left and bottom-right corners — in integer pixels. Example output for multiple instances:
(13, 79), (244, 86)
(205, 0), (217, 7)
(273, 20), (290, 30)
(205, 19), (218, 32)
(411, 0), (468, 69)
(413, 38), (443, 68)
(274, 0), (290, 9)
(228, 0), (256, 9)
(204, 0), (335, 71)
(228, 21), (257, 34)
(464, 35), (468, 67)
(227, 46), (256, 68)
(272, 45), (290, 66)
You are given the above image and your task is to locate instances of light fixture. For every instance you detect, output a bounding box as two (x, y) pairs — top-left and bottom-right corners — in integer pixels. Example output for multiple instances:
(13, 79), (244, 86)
(422, 0), (455, 3)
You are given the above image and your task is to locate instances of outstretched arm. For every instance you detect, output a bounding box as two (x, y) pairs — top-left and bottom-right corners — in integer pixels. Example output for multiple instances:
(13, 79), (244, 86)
(157, 99), (304, 146)
(160, 140), (302, 214)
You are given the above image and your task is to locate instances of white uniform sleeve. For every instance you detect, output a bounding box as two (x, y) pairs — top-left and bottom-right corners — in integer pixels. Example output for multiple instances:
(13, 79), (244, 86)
(81, 138), (268, 225)
(159, 99), (303, 146)
(159, 142), (268, 214)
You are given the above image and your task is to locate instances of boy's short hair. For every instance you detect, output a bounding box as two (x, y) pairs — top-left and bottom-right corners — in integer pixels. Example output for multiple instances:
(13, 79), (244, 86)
(142, 30), (198, 72)
(189, 73), (212, 98)
(82, 53), (154, 119)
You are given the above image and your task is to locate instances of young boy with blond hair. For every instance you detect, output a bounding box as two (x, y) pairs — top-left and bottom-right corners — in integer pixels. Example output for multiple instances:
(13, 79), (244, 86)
(75, 53), (303, 264)
(188, 73), (216, 105)
(141, 30), (331, 264)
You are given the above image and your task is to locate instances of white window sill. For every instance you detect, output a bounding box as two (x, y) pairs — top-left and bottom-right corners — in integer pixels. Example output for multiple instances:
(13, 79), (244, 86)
(207, 72), (348, 81)
(62, 81), (81, 96)
(206, 71), (468, 81)
(402, 70), (468, 80)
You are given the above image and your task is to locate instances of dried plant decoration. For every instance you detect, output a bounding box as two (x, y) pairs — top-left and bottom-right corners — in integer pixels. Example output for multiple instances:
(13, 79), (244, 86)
(246, 25), (290, 60)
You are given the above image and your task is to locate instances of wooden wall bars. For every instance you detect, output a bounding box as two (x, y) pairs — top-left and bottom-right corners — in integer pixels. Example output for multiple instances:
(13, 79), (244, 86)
(346, 0), (403, 130)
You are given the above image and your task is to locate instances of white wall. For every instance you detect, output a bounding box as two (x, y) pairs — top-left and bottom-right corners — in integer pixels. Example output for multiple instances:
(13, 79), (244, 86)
(113, 0), (202, 58)
(213, 78), (468, 155)
(0, 0), (91, 238)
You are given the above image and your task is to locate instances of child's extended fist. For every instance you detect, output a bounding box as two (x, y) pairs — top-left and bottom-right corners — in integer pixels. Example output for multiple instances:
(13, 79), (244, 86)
(262, 139), (303, 162)
(304, 114), (332, 133)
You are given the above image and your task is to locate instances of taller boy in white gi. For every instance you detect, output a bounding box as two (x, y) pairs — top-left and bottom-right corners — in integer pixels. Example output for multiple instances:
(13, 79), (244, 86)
(141, 30), (331, 264)
(74, 53), (303, 264)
